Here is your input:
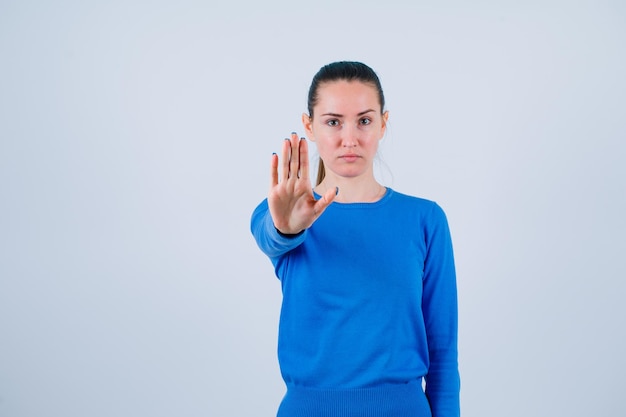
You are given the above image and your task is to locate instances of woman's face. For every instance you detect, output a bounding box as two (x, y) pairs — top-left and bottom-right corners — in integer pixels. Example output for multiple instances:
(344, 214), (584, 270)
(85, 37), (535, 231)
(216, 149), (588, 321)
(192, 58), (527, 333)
(303, 80), (388, 181)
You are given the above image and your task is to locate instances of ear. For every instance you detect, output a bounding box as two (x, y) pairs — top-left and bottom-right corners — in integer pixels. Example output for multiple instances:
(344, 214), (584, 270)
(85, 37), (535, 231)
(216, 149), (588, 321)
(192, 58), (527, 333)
(302, 113), (315, 141)
(380, 110), (389, 137)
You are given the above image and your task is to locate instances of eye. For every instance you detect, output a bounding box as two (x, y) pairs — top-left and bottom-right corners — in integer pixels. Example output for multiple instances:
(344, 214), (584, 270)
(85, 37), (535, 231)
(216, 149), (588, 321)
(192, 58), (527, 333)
(326, 119), (340, 127)
(360, 117), (372, 125)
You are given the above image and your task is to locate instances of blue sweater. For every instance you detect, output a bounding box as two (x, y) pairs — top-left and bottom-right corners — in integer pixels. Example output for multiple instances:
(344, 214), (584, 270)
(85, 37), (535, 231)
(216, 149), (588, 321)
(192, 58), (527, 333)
(251, 188), (460, 417)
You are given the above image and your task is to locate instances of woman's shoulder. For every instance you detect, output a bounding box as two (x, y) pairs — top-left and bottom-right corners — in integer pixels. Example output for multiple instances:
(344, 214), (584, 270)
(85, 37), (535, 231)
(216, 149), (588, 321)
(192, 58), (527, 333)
(387, 188), (437, 207)
(387, 188), (448, 220)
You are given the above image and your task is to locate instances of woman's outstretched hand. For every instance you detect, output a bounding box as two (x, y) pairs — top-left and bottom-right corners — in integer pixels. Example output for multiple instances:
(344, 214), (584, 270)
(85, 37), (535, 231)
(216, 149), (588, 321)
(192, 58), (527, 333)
(268, 132), (337, 235)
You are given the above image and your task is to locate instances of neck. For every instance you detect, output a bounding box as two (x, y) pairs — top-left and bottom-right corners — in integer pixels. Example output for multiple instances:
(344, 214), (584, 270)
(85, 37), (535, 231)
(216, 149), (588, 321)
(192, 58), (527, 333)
(316, 175), (385, 203)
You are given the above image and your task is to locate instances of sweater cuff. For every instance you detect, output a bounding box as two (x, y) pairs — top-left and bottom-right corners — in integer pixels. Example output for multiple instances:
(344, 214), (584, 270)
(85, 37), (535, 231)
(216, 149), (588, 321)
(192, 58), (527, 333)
(275, 227), (305, 238)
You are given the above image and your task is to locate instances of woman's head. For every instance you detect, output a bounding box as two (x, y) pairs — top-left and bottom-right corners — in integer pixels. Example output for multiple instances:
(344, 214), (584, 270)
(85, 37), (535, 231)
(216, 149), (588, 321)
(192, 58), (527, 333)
(304, 61), (388, 186)
(307, 61), (385, 118)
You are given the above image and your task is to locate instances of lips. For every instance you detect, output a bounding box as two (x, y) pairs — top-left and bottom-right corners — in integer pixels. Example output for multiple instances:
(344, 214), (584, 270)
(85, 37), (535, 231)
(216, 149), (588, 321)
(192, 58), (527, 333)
(339, 154), (360, 162)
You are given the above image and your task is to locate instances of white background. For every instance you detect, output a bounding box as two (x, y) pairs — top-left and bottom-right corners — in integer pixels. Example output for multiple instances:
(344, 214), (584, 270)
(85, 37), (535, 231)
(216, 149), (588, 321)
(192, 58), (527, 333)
(1, 1), (624, 416)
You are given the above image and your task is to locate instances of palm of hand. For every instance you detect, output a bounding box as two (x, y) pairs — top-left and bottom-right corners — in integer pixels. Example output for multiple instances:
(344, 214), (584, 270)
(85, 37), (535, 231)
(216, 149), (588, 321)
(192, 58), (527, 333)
(268, 133), (337, 235)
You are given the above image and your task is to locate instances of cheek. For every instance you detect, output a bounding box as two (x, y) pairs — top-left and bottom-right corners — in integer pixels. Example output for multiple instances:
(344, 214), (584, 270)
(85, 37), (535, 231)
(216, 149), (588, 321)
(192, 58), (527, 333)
(312, 129), (339, 145)
(315, 139), (333, 155)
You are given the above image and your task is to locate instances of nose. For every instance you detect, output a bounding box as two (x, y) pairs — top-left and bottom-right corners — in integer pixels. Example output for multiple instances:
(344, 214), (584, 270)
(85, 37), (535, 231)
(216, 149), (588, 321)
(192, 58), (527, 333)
(340, 123), (358, 148)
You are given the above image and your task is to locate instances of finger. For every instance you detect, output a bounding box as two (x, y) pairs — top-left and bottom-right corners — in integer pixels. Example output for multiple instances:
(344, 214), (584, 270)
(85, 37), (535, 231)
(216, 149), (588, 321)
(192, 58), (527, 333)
(298, 137), (309, 181)
(270, 152), (278, 189)
(281, 138), (290, 182)
(313, 186), (338, 217)
(288, 132), (299, 181)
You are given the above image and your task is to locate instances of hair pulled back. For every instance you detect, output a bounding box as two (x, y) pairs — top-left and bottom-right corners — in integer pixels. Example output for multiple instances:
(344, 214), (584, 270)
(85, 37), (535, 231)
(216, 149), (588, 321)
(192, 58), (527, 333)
(306, 61), (386, 185)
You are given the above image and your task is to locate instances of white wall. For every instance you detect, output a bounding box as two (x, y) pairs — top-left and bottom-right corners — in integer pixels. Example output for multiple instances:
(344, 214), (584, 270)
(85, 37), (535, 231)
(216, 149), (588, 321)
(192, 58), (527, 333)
(1, 1), (624, 416)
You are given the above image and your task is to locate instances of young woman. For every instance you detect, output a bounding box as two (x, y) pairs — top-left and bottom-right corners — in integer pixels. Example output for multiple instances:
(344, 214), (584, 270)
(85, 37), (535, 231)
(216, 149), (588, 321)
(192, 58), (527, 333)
(251, 61), (460, 417)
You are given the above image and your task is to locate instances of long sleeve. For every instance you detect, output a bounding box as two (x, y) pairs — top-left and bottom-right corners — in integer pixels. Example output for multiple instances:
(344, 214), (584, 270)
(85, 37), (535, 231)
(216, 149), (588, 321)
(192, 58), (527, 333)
(250, 199), (307, 268)
(422, 203), (461, 417)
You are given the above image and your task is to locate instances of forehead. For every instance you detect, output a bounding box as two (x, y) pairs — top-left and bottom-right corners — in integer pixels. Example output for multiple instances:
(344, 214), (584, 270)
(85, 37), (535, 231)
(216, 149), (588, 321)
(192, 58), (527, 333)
(315, 80), (380, 112)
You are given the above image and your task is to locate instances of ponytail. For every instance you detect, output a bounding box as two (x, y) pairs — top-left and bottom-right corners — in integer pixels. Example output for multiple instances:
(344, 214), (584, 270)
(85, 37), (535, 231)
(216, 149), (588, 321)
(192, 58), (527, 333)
(316, 158), (326, 186)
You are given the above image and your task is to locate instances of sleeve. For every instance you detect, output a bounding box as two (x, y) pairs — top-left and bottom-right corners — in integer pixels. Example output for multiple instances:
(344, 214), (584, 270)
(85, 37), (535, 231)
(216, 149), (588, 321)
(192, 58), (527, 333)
(250, 199), (307, 270)
(422, 202), (461, 417)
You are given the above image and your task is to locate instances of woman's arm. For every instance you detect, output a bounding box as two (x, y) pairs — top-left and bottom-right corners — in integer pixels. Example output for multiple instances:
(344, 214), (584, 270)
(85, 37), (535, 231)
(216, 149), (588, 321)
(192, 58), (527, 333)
(422, 203), (461, 417)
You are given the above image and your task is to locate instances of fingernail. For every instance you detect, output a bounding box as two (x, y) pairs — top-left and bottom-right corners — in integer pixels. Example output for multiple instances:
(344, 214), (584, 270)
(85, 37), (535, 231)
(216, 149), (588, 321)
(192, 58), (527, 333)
(272, 152), (277, 155)
(291, 131), (297, 135)
(335, 187), (339, 195)
(300, 137), (306, 141)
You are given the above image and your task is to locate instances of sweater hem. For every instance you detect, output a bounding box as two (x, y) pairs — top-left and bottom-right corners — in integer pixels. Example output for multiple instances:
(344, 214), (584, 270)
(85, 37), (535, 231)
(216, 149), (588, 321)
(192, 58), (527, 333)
(277, 379), (431, 417)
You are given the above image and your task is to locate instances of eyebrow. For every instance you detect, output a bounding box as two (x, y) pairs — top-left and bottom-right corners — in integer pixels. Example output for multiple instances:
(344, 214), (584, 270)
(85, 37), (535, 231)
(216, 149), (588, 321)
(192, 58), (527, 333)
(321, 109), (377, 117)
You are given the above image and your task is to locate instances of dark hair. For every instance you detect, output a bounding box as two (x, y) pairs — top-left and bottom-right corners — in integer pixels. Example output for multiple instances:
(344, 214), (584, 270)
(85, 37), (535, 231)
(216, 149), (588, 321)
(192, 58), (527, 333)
(307, 61), (386, 185)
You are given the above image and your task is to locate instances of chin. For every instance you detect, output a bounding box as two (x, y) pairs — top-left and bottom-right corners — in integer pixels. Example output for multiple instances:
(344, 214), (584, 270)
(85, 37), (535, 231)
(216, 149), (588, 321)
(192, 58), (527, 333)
(330, 169), (367, 179)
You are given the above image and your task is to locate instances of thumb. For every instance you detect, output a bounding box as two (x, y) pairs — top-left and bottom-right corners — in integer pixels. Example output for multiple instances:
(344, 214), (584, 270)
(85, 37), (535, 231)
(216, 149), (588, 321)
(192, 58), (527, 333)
(314, 186), (339, 217)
